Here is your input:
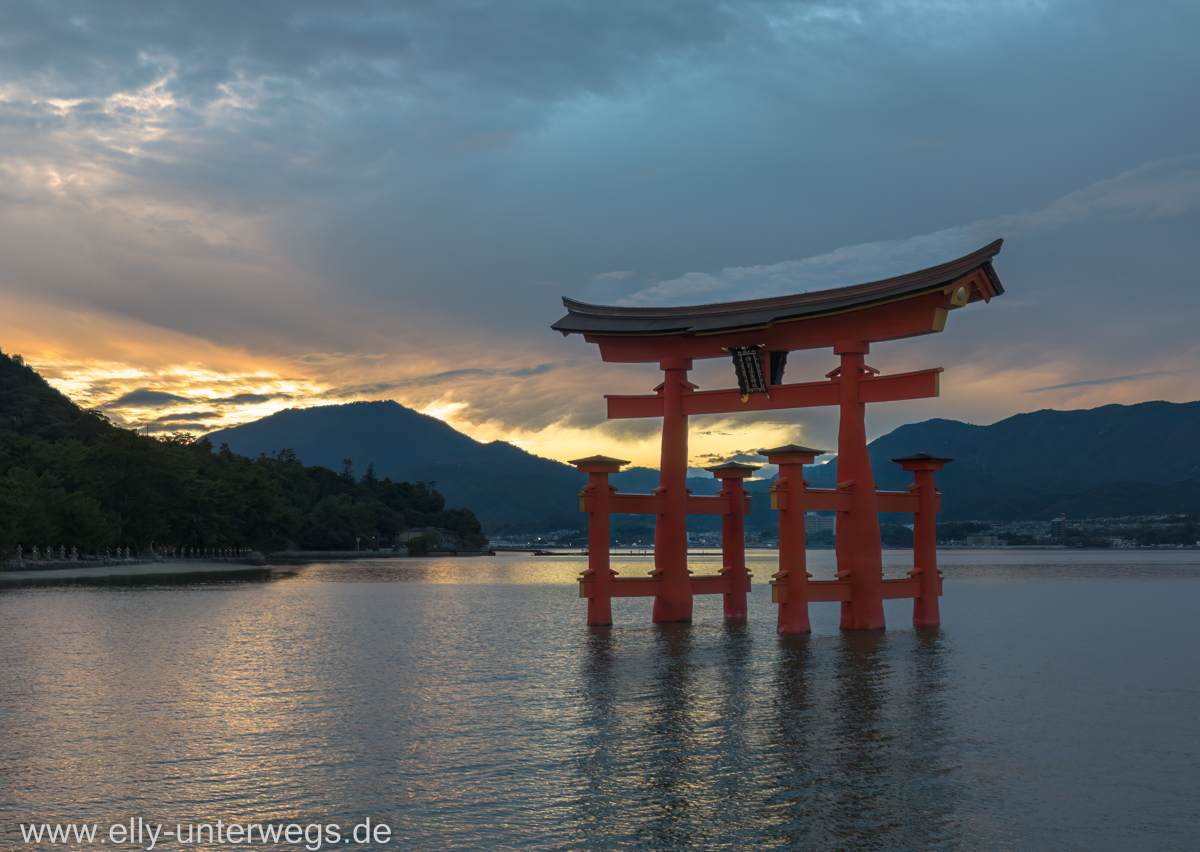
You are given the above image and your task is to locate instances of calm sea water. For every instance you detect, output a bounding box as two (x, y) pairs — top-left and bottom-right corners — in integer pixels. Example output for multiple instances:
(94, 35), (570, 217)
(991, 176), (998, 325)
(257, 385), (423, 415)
(2, 551), (1199, 851)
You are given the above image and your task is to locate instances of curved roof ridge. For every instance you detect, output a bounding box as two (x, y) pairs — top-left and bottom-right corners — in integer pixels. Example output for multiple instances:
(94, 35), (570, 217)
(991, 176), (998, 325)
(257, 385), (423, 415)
(560, 239), (1003, 321)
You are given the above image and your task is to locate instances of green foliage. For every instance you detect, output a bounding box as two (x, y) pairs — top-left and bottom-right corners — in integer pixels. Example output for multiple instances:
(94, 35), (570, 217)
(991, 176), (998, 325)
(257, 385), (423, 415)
(1134, 525), (1198, 545)
(0, 353), (485, 555)
(805, 531), (835, 547)
(879, 524), (914, 548)
(610, 517), (656, 546)
(405, 532), (440, 556)
(935, 521), (990, 543)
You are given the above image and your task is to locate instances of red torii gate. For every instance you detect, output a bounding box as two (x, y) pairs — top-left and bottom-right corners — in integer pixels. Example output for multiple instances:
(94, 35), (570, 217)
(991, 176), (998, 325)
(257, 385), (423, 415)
(553, 240), (1005, 632)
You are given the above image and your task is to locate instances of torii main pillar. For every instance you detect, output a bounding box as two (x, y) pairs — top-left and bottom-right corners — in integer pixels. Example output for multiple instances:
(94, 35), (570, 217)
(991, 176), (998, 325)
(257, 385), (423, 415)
(652, 358), (694, 622)
(833, 341), (885, 630)
(555, 240), (1005, 628)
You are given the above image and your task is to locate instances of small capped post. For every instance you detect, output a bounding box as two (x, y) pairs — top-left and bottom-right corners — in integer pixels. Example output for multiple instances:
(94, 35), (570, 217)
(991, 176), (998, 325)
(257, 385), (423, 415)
(570, 455), (630, 626)
(705, 461), (760, 619)
(892, 453), (952, 628)
(760, 445), (825, 634)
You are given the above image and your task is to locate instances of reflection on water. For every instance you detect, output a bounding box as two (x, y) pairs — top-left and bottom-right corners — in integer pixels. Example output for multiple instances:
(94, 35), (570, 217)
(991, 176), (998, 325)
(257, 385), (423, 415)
(573, 621), (958, 851)
(2, 556), (1199, 851)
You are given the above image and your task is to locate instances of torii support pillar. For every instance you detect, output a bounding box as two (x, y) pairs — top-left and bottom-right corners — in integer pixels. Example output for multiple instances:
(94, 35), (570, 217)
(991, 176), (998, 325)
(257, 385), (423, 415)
(834, 341), (886, 631)
(894, 453), (952, 627)
(763, 445), (825, 634)
(706, 461), (759, 619)
(652, 358), (694, 623)
(570, 455), (629, 626)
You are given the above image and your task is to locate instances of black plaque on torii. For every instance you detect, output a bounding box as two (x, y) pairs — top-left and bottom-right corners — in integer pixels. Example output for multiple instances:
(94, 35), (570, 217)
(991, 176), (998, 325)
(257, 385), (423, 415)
(726, 344), (769, 402)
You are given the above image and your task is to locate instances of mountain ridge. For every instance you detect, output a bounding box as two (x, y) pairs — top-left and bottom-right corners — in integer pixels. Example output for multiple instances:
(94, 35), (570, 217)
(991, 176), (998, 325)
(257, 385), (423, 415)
(206, 397), (1200, 529)
(807, 399), (1200, 515)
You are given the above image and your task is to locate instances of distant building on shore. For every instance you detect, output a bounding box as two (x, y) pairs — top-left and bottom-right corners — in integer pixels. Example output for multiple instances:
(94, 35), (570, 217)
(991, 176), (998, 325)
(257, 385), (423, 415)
(966, 534), (1002, 546)
(805, 512), (836, 535)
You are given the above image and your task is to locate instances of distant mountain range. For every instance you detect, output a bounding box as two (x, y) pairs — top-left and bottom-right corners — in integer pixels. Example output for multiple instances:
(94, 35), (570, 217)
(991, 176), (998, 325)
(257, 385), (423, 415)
(205, 399), (1200, 530)
(817, 400), (1200, 520)
(205, 402), (577, 530)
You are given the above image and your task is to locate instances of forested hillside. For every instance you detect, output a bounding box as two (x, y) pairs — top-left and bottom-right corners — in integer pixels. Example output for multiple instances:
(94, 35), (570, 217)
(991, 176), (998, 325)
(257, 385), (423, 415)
(0, 352), (485, 554)
(807, 402), (1200, 520)
(205, 400), (744, 532)
(211, 396), (1200, 530)
(205, 400), (588, 530)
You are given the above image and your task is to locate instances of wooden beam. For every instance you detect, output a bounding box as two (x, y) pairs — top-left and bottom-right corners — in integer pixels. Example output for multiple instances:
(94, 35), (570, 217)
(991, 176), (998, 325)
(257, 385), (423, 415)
(585, 493), (749, 516)
(858, 368), (942, 404)
(585, 489), (930, 515)
(875, 491), (922, 513)
(881, 578), (922, 599)
(806, 580), (854, 602)
(804, 489), (853, 512)
(579, 574), (735, 599)
(605, 368), (942, 420)
(689, 574), (733, 595)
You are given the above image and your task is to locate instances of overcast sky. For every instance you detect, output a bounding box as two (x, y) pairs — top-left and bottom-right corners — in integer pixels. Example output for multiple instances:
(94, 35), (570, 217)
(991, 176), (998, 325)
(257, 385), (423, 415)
(2, 0), (1199, 468)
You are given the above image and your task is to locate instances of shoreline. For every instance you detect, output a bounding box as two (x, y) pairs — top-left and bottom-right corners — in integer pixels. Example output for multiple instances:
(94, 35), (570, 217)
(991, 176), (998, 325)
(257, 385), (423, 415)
(0, 551), (486, 586)
(0, 560), (277, 586)
(6, 545), (1197, 587)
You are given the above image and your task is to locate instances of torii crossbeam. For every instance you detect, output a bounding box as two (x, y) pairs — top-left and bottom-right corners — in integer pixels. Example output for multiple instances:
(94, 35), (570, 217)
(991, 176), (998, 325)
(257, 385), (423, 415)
(554, 240), (1005, 632)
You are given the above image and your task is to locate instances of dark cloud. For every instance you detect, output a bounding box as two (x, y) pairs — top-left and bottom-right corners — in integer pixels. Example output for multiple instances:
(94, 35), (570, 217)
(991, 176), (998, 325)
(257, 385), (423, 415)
(215, 393), (292, 404)
(151, 411), (219, 423)
(107, 389), (192, 407)
(316, 362), (576, 401)
(508, 361), (575, 378)
(147, 422), (204, 433)
(696, 451), (766, 464)
(316, 371), (490, 398)
(1, 1), (737, 102)
(1026, 370), (1191, 393)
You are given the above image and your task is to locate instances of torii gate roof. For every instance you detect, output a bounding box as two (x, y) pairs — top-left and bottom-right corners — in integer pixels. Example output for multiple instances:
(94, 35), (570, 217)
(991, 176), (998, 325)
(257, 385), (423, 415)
(553, 239), (1003, 340)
